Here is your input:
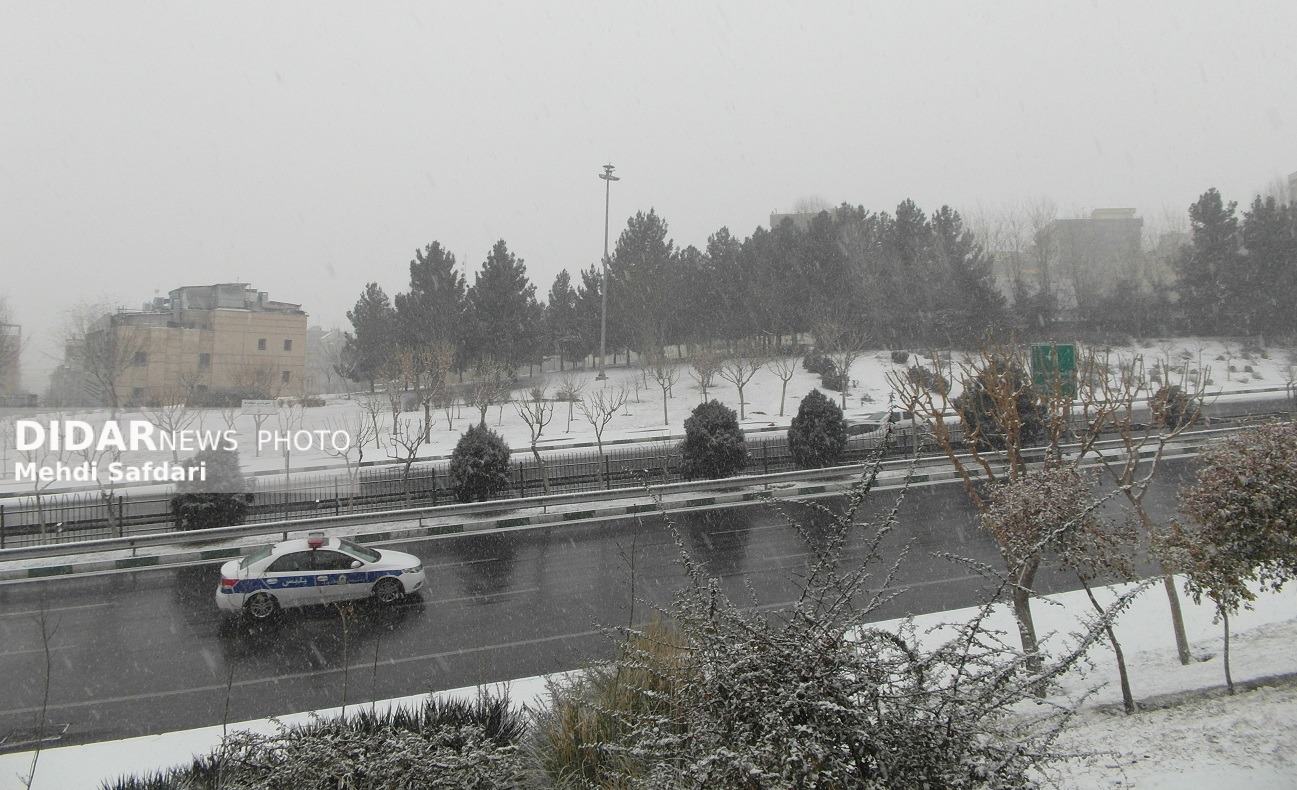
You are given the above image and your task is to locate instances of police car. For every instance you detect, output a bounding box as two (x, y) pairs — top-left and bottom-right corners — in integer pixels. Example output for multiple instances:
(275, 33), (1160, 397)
(216, 532), (426, 620)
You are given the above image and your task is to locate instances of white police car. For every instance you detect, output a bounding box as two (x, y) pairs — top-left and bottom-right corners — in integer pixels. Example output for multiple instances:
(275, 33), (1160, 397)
(216, 532), (426, 620)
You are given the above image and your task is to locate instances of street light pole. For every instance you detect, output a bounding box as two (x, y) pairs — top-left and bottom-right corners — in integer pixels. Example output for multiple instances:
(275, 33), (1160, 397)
(596, 163), (619, 380)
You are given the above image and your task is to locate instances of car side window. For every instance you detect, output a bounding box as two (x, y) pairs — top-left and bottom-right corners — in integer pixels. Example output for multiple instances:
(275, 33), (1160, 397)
(312, 551), (356, 571)
(267, 552), (311, 573)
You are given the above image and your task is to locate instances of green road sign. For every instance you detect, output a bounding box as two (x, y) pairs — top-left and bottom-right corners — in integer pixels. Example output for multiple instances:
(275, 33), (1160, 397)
(1031, 343), (1076, 398)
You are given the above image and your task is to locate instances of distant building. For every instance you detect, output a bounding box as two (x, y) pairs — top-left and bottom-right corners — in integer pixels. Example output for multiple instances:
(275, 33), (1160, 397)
(769, 207), (839, 232)
(66, 283), (307, 406)
(1046, 208), (1145, 311)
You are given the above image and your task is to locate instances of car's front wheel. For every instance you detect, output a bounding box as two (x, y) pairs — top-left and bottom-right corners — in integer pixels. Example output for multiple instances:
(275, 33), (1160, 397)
(374, 577), (404, 605)
(245, 593), (278, 621)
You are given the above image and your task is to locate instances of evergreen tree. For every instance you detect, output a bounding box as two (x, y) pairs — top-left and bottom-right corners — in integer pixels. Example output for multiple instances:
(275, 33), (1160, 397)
(1240, 195), (1297, 337)
(787, 389), (847, 469)
(609, 209), (676, 351)
(1173, 189), (1240, 334)
(393, 241), (466, 354)
(465, 240), (544, 373)
(545, 269), (584, 369)
(344, 282), (398, 386)
(449, 424), (512, 503)
(677, 400), (747, 480)
(932, 205), (1007, 344)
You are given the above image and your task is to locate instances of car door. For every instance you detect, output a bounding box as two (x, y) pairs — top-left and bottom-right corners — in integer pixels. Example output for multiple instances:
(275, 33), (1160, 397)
(310, 549), (363, 603)
(262, 550), (315, 606)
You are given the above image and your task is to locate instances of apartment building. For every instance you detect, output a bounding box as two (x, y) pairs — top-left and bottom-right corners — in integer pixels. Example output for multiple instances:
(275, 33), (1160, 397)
(80, 283), (308, 405)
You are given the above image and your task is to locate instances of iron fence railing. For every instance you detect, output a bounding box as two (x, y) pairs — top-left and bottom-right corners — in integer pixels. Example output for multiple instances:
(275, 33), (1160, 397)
(0, 408), (1278, 549)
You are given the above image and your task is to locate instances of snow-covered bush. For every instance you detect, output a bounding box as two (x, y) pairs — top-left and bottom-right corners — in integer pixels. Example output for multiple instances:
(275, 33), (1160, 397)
(448, 423), (512, 503)
(106, 690), (531, 789)
(170, 447), (251, 531)
(676, 400), (747, 480)
(788, 388), (847, 468)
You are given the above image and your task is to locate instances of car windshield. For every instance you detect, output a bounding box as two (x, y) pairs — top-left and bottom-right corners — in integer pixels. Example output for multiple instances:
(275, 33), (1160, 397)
(238, 545), (273, 570)
(337, 539), (381, 564)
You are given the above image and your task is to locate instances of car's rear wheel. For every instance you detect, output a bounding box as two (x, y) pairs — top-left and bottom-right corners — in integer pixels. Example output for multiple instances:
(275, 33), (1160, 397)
(374, 577), (404, 605)
(245, 593), (278, 621)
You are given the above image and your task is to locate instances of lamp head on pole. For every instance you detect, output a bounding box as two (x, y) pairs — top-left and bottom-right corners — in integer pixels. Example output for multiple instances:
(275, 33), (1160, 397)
(599, 163), (620, 182)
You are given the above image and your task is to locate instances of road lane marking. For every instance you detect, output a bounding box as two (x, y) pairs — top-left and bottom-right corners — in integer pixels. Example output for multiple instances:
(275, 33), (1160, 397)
(0, 602), (115, 619)
(0, 643), (78, 657)
(0, 628), (605, 717)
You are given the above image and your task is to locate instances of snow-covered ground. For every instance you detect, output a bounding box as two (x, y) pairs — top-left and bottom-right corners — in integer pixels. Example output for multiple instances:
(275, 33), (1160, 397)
(4, 337), (1294, 499)
(2, 579), (1293, 789)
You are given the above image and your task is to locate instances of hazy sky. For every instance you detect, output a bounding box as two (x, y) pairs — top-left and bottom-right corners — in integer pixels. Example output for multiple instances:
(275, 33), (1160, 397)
(3, 1), (1294, 387)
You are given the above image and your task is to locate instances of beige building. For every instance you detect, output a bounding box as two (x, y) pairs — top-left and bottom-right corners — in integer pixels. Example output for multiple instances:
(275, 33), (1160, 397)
(82, 283), (307, 405)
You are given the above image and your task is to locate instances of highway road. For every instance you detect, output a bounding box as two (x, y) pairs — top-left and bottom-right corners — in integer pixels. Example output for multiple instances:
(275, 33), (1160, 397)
(0, 457), (1195, 749)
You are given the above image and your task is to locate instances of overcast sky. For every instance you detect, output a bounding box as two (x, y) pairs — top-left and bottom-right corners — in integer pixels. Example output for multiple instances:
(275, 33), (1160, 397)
(3, 1), (1294, 387)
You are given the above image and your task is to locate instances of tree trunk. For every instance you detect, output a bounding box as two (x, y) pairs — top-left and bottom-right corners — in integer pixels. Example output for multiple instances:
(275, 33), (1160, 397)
(1010, 558), (1044, 695)
(531, 445), (550, 495)
(1222, 609), (1234, 695)
(1162, 570), (1192, 665)
(1082, 579), (1136, 714)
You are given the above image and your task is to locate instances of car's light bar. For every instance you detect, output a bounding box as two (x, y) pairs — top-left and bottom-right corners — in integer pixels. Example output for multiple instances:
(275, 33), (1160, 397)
(307, 532), (326, 549)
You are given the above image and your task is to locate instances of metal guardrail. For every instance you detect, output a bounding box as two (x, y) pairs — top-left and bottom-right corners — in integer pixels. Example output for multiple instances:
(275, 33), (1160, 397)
(0, 426), (1237, 563)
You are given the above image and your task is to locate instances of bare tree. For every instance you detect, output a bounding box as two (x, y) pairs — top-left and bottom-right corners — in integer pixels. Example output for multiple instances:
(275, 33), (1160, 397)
(358, 392), (386, 450)
(644, 349), (681, 426)
(395, 340), (454, 441)
(323, 408), (377, 512)
(815, 320), (868, 409)
(514, 385), (555, 494)
(465, 358), (511, 427)
(688, 347), (723, 404)
(767, 354), (799, 417)
(17, 605), (59, 790)
(717, 341), (767, 420)
(62, 302), (150, 414)
(1069, 349), (1208, 665)
(579, 386), (628, 487)
(142, 384), (199, 462)
(886, 333), (1076, 679)
(555, 373), (588, 433)
(387, 415), (428, 506)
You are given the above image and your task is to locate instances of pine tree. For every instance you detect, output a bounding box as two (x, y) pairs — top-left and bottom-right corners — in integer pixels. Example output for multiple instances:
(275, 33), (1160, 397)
(787, 389), (847, 469)
(465, 240), (544, 373)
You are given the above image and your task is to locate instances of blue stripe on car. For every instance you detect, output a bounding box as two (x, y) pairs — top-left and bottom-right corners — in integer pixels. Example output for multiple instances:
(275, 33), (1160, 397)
(222, 569), (402, 595)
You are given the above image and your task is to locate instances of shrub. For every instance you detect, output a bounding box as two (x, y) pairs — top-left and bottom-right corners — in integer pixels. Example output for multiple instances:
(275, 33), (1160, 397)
(801, 351), (834, 376)
(788, 389), (847, 469)
(186, 387), (271, 408)
(1151, 384), (1195, 430)
(905, 364), (949, 395)
(890, 350), (910, 365)
(170, 448), (251, 531)
(107, 689), (530, 789)
(449, 424), (512, 503)
(820, 369), (848, 392)
(677, 400), (747, 480)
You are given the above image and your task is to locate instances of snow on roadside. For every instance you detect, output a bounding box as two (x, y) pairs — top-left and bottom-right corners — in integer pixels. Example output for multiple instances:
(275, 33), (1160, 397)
(3, 579), (1294, 789)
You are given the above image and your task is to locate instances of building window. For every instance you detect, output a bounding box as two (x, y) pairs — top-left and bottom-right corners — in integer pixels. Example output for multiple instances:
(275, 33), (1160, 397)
(282, 370), (291, 383)
(132, 387), (145, 399)
(283, 339), (293, 351)
(198, 352), (211, 369)
(257, 338), (267, 351)
(132, 351), (148, 366)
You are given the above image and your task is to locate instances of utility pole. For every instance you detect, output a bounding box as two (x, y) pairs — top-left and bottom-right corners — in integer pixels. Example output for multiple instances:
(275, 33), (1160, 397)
(597, 163), (619, 380)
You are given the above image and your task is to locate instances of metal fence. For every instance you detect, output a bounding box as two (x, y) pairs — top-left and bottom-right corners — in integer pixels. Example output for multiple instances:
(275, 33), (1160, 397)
(0, 429), (910, 548)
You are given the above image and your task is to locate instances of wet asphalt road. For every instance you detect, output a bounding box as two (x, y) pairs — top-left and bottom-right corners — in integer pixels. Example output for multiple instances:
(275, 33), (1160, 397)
(0, 458), (1194, 748)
